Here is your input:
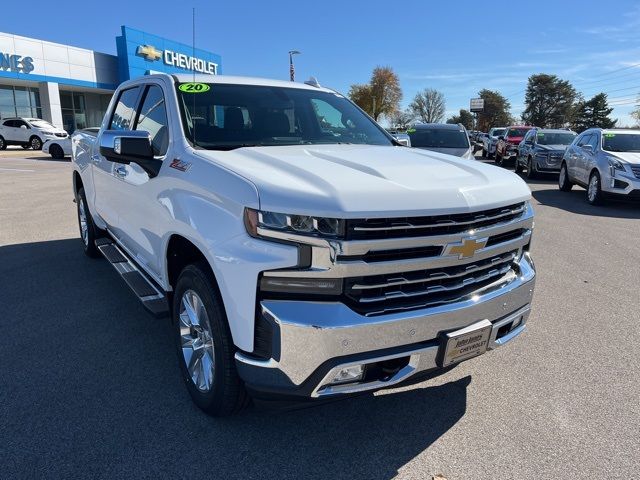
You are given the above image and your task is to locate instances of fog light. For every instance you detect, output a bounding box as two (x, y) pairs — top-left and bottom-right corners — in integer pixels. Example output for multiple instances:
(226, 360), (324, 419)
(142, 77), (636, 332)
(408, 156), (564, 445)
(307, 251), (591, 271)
(329, 365), (364, 385)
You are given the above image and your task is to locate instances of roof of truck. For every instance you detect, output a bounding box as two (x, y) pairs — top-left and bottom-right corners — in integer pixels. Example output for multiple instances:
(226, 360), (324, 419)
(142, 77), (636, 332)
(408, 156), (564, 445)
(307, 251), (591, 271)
(167, 73), (336, 93)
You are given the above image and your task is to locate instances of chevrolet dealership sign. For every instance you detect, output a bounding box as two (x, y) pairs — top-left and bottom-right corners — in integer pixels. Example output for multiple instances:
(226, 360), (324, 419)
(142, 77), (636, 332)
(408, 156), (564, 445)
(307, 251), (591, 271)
(136, 44), (217, 75)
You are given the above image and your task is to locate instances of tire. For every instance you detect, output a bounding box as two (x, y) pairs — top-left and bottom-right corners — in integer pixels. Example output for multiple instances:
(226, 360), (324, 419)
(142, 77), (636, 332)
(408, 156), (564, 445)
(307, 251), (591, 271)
(558, 163), (573, 192)
(495, 151), (503, 167)
(76, 187), (101, 258)
(526, 157), (537, 179)
(482, 148), (487, 158)
(50, 144), (64, 159)
(514, 157), (523, 174)
(0, 136), (6, 150)
(173, 262), (249, 416)
(30, 136), (43, 150)
(587, 171), (604, 205)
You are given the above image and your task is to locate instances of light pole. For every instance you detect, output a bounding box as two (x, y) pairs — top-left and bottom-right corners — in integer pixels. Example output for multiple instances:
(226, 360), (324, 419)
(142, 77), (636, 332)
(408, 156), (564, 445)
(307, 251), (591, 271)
(289, 50), (301, 81)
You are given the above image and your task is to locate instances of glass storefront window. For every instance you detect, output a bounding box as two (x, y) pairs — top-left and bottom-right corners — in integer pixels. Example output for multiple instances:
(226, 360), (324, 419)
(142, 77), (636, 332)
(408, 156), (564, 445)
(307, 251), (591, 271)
(0, 85), (42, 119)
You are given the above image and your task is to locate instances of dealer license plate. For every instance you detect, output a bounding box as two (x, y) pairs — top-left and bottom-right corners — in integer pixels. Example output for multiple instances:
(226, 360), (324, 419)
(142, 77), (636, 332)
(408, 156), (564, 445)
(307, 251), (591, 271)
(441, 319), (492, 367)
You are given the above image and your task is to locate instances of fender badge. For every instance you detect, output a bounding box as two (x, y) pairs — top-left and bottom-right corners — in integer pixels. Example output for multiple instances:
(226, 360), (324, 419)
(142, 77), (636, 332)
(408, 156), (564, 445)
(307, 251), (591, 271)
(169, 159), (192, 172)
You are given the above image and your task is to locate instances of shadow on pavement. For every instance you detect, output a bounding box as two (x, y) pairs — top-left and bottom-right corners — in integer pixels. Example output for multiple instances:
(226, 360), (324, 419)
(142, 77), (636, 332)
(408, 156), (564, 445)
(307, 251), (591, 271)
(0, 238), (469, 480)
(532, 187), (640, 219)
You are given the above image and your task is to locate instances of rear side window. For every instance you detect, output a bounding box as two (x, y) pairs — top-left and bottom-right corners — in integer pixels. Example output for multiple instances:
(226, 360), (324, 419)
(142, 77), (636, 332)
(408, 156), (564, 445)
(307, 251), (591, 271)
(109, 87), (140, 131)
(134, 85), (169, 156)
(3, 120), (16, 127)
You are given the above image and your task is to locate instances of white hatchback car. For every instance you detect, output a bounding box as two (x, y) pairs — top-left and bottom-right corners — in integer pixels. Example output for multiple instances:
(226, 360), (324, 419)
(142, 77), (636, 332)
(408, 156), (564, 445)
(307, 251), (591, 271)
(559, 128), (640, 204)
(0, 117), (68, 150)
(43, 128), (99, 159)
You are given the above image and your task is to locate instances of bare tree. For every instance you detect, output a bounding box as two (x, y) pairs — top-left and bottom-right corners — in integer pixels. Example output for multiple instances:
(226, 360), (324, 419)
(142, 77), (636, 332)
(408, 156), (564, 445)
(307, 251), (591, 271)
(410, 89), (446, 123)
(388, 109), (415, 130)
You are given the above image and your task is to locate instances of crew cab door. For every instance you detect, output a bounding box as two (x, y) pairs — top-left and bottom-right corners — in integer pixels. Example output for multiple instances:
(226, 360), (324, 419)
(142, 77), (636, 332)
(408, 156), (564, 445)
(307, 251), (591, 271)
(105, 83), (172, 279)
(92, 86), (142, 231)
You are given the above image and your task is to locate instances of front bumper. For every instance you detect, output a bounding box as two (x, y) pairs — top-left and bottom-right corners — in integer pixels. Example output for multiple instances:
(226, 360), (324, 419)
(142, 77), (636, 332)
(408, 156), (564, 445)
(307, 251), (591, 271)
(602, 166), (640, 197)
(236, 253), (536, 399)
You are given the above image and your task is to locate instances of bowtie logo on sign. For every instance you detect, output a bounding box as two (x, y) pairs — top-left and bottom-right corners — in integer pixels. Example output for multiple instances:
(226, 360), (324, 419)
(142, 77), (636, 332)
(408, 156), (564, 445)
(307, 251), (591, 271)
(136, 44), (218, 75)
(0, 52), (34, 73)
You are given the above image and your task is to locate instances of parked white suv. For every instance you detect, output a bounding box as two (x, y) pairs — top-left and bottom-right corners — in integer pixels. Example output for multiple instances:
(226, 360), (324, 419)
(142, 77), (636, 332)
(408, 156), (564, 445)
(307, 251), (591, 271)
(559, 128), (640, 205)
(72, 74), (536, 416)
(0, 117), (68, 150)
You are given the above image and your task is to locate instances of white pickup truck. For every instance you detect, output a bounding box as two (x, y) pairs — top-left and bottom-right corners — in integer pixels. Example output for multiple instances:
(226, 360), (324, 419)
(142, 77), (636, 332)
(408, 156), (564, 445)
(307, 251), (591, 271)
(72, 73), (536, 416)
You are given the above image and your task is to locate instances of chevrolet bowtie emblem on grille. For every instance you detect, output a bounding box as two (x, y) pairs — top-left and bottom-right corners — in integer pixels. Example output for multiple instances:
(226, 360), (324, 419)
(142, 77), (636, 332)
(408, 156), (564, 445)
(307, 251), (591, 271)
(444, 237), (488, 259)
(136, 44), (162, 61)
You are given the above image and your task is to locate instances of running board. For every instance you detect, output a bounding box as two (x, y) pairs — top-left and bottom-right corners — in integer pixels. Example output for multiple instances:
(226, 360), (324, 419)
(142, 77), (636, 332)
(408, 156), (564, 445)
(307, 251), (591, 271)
(95, 238), (170, 318)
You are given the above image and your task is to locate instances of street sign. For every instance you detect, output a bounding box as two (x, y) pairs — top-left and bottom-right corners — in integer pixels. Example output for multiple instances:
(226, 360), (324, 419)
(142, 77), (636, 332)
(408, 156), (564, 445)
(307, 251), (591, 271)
(470, 98), (484, 113)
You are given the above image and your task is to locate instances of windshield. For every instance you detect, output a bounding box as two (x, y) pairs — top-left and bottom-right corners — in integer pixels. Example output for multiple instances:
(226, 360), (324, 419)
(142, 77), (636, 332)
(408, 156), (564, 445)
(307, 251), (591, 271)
(507, 128), (530, 137)
(602, 133), (640, 152)
(491, 128), (506, 137)
(176, 83), (393, 150)
(29, 120), (56, 129)
(537, 132), (576, 145)
(407, 128), (469, 148)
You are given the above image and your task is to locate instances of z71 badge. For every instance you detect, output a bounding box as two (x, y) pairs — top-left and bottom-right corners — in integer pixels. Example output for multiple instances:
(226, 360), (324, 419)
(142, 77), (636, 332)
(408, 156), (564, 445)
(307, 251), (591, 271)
(169, 159), (192, 172)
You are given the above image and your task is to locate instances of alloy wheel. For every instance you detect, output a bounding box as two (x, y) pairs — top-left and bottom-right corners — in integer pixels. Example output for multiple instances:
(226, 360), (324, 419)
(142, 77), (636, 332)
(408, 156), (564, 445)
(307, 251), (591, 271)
(588, 174), (599, 202)
(78, 197), (89, 246)
(179, 290), (216, 393)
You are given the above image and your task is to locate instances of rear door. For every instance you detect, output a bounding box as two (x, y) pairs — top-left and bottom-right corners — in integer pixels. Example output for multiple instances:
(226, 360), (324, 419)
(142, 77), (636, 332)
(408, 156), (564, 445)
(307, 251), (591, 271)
(92, 85), (142, 231)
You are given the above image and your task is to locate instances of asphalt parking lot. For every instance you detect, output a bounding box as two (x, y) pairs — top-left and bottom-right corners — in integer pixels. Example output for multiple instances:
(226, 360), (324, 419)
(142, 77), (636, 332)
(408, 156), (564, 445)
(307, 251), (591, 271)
(1, 148), (639, 480)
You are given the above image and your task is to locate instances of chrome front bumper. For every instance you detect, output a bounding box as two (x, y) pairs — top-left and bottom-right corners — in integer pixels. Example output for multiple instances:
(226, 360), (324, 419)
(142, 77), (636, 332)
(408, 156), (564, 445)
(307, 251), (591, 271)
(235, 254), (535, 398)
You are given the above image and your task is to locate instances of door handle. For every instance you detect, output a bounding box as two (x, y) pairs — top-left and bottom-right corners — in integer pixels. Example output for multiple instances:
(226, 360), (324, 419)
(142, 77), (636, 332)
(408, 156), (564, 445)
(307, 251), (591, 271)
(115, 166), (128, 178)
(90, 154), (101, 164)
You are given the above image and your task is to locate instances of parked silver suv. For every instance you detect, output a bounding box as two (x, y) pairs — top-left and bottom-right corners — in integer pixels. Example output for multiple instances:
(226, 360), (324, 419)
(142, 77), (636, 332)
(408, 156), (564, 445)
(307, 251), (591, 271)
(559, 128), (640, 205)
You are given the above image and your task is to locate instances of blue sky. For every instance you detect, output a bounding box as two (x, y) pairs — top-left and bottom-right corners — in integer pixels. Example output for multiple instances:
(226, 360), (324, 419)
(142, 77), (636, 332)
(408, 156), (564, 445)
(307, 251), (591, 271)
(3, 0), (640, 125)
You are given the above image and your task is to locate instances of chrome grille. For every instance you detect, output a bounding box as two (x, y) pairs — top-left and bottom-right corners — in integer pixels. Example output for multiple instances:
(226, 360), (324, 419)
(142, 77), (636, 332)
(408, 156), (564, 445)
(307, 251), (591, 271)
(631, 166), (640, 179)
(346, 203), (525, 240)
(344, 251), (518, 315)
(55, 133), (67, 138)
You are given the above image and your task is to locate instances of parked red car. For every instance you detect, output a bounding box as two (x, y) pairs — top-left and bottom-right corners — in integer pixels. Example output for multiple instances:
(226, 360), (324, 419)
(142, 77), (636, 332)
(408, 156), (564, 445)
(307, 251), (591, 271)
(495, 126), (534, 167)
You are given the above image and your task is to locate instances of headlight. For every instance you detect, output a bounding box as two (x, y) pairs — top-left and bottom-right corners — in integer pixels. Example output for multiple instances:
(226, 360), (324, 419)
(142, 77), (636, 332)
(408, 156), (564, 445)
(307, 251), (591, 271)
(244, 208), (345, 238)
(43, 131), (56, 136)
(607, 156), (626, 172)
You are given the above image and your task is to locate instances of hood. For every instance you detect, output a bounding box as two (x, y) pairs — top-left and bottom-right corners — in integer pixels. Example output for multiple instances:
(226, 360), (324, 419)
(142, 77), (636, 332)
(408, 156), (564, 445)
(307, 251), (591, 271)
(536, 144), (569, 153)
(415, 146), (471, 157)
(195, 144), (531, 218)
(608, 151), (640, 165)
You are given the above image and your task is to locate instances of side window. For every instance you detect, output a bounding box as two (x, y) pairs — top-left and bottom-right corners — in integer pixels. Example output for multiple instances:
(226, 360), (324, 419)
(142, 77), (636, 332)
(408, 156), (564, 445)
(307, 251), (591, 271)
(134, 85), (169, 156)
(587, 133), (599, 150)
(525, 131), (534, 143)
(577, 134), (592, 147)
(3, 120), (14, 127)
(109, 87), (141, 131)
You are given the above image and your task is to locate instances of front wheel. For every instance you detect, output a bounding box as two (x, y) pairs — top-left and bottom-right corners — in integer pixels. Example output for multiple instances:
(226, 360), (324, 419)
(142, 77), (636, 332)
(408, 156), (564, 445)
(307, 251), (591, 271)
(558, 163), (573, 192)
(0, 136), (6, 150)
(514, 157), (523, 174)
(50, 144), (64, 159)
(30, 136), (42, 150)
(526, 157), (537, 179)
(587, 171), (604, 205)
(173, 262), (249, 416)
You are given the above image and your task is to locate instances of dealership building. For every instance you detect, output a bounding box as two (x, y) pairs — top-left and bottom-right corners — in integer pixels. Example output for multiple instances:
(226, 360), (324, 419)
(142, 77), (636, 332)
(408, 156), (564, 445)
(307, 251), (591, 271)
(0, 26), (222, 133)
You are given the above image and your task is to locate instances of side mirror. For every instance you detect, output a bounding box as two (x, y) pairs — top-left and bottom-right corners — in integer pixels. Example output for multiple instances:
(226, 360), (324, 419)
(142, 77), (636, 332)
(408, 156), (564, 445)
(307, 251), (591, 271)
(99, 130), (159, 177)
(100, 130), (153, 163)
(582, 144), (594, 153)
(20, 125), (28, 129)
